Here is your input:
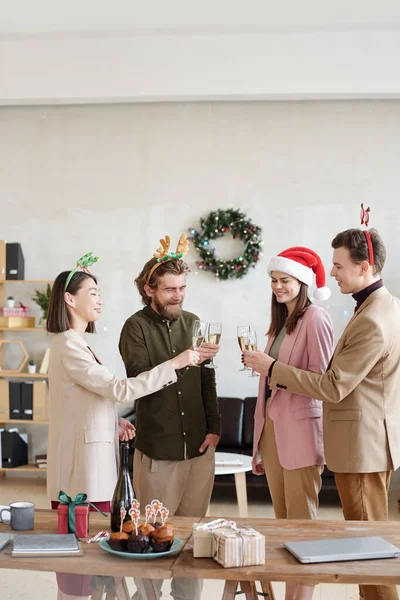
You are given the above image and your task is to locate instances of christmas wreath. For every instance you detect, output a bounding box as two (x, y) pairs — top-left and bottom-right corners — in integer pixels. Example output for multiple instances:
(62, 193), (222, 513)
(189, 209), (263, 280)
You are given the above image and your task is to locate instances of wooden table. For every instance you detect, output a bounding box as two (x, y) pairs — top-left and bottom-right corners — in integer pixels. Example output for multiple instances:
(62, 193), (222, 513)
(1, 510), (400, 600)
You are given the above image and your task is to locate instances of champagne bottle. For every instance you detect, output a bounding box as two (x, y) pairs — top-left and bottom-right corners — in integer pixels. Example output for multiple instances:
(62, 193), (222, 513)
(110, 441), (136, 532)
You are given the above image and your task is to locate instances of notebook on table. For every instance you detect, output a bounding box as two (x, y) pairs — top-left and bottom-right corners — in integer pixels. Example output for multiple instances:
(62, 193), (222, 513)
(0, 533), (13, 551)
(12, 534), (83, 557)
(284, 536), (400, 564)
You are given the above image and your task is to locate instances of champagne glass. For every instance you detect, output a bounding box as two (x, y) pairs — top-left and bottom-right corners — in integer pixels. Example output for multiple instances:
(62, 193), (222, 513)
(192, 319), (207, 367)
(237, 325), (251, 371)
(246, 329), (260, 378)
(204, 322), (222, 369)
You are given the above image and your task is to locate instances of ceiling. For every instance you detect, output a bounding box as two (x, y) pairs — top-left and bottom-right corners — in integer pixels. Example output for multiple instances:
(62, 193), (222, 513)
(1, 0), (400, 35)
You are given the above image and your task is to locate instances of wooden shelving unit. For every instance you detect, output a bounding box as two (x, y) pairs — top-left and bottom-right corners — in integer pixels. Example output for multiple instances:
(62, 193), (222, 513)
(0, 464), (47, 473)
(0, 260), (51, 477)
(0, 327), (46, 331)
(0, 419), (49, 424)
(0, 372), (48, 379)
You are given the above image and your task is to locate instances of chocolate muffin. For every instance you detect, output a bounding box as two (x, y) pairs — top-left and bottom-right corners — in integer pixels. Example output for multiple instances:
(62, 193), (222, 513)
(150, 524), (174, 553)
(127, 534), (150, 554)
(108, 531), (129, 551)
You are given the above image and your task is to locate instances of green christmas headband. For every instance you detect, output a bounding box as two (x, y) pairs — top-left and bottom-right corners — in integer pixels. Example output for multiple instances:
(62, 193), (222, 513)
(64, 252), (100, 291)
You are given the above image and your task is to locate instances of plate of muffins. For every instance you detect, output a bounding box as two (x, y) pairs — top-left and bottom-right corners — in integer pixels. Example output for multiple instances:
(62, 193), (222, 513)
(100, 521), (183, 560)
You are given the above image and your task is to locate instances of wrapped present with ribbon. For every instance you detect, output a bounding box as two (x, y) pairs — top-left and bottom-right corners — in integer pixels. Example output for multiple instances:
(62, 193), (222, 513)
(192, 519), (237, 558)
(57, 491), (107, 539)
(212, 527), (265, 568)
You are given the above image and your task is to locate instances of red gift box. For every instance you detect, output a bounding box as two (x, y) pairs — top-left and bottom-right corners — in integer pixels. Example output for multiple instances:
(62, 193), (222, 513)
(57, 504), (89, 539)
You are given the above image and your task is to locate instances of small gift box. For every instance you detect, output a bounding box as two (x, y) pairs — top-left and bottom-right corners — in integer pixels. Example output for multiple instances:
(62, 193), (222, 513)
(57, 491), (90, 539)
(212, 527), (265, 568)
(192, 519), (237, 558)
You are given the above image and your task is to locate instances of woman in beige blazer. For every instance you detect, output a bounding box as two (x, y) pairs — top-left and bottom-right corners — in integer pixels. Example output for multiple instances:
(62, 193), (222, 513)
(46, 266), (199, 508)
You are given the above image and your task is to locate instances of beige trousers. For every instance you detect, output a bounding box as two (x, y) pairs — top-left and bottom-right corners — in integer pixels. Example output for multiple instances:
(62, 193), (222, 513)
(260, 407), (323, 600)
(260, 406), (323, 520)
(133, 446), (215, 517)
(335, 472), (398, 600)
(132, 447), (215, 600)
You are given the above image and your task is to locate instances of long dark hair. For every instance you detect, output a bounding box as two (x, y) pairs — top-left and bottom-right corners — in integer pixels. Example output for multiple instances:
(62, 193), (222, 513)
(267, 282), (311, 338)
(46, 271), (98, 334)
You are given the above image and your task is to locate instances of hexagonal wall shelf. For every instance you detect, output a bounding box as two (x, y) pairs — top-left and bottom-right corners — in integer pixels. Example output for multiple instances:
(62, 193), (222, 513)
(0, 339), (29, 373)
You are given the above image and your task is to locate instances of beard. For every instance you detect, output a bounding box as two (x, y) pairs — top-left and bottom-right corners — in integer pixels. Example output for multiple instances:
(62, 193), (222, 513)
(153, 298), (183, 321)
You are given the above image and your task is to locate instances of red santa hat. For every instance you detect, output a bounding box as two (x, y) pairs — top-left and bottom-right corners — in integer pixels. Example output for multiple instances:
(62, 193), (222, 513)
(267, 246), (331, 301)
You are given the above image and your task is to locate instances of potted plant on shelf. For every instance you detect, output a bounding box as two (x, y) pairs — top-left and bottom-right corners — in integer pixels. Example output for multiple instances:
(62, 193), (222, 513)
(6, 296), (15, 308)
(28, 359), (37, 374)
(32, 284), (52, 326)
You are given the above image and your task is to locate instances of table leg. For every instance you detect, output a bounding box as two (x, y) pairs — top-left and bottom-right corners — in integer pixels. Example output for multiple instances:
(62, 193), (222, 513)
(114, 578), (130, 600)
(90, 584), (105, 599)
(240, 581), (258, 599)
(140, 579), (159, 600)
(222, 580), (238, 599)
(260, 581), (275, 600)
(234, 471), (249, 518)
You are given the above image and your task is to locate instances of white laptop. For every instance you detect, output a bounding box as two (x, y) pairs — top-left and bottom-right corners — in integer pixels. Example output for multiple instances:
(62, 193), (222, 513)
(284, 536), (400, 564)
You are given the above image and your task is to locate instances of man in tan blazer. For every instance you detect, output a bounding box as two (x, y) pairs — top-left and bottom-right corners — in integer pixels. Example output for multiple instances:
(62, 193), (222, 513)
(244, 228), (400, 600)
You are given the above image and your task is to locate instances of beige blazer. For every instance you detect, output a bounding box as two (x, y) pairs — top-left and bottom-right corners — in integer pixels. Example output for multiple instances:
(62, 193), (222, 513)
(271, 287), (400, 473)
(47, 329), (177, 502)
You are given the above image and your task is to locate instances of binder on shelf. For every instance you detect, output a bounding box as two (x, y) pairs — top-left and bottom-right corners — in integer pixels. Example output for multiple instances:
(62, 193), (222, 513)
(9, 382), (22, 419)
(1, 429), (28, 468)
(0, 380), (9, 419)
(6, 242), (25, 280)
(33, 381), (48, 421)
(21, 382), (33, 420)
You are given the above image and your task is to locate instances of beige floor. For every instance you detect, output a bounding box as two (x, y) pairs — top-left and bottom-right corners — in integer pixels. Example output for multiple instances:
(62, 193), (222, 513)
(1, 472), (400, 599)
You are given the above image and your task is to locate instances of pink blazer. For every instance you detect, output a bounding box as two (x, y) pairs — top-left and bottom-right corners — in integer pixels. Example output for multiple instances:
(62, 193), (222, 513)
(252, 304), (334, 471)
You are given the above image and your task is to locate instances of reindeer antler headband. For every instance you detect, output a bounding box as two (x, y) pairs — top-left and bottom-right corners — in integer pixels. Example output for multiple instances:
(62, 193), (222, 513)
(360, 203), (375, 267)
(146, 233), (190, 284)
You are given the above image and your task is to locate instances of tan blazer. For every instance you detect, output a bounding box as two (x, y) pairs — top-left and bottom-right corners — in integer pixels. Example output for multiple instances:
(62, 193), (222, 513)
(47, 329), (177, 502)
(271, 287), (400, 473)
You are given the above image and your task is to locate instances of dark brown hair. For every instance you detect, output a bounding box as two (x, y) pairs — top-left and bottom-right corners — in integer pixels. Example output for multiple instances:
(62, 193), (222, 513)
(46, 271), (98, 334)
(331, 228), (386, 275)
(135, 258), (190, 306)
(267, 282), (311, 338)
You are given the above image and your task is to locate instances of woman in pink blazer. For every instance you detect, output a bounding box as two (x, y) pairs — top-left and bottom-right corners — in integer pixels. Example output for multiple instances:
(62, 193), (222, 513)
(252, 247), (334, 600)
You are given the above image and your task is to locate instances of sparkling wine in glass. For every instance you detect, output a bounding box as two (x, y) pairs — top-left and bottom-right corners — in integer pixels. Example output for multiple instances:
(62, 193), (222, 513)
(245, 329), (259, 378)
(205, 322), (222, 369)
(237, 325), (251, 371)
(192, 319), (207, 367)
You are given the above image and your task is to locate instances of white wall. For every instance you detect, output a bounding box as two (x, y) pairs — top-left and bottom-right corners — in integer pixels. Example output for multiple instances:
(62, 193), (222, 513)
(1, 100), (400, 409)
(2, 30), (400, 104)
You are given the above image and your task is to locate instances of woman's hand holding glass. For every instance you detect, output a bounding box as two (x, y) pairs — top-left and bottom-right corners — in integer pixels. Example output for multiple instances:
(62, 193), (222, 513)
(243, 349), (274, 376)
(171, 348), (201, 369)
